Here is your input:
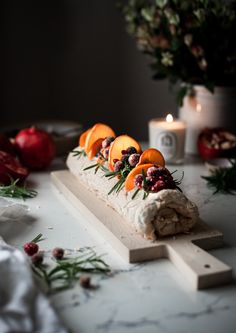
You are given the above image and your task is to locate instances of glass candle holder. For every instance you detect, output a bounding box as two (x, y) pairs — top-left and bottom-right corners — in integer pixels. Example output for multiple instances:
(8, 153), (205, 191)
(149, 114), (186, 164)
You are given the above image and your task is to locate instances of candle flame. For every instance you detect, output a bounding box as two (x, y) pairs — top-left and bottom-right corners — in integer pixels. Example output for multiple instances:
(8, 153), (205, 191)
(196, 103), (202, 113)
(166, 114), (173, 123)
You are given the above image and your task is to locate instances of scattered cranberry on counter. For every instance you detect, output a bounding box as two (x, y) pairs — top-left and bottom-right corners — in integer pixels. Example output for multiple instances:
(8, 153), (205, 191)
(31, 251), (44, 266)
(52, 247), (65, 260)
(79, 275), (91, 289)
(23, 242), (39, 256)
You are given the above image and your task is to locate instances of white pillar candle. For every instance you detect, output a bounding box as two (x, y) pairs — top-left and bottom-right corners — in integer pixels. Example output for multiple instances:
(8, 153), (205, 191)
(149, 114), (186, 164)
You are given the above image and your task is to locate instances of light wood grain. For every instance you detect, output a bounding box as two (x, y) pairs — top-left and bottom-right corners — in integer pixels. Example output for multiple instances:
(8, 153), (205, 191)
(51, 170), (233, 289)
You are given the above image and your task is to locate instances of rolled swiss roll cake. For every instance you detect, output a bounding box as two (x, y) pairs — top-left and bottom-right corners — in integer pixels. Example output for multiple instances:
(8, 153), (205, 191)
(67, 149), (199, 240)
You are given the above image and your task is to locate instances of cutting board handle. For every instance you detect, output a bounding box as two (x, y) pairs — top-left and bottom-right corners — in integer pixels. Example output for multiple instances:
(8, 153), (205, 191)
(166, 241), (232, 289)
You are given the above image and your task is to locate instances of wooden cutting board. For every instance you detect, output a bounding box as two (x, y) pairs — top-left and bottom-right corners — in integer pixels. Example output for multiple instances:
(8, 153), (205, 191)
(51, 170), (233, 290)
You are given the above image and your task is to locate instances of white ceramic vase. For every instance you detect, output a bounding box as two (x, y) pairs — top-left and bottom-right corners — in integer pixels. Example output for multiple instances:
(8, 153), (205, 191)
(179, 85), (236, 155)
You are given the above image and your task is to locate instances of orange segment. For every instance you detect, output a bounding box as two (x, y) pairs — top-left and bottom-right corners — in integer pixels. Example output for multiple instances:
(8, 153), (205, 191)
(87, 138), (103, 160)
(124, 163), (154, 192)
(108, 135), (142, 171)
(79, 128), (91, 148)
(137, 148), (165, 167)
(84, 123), (115, 154)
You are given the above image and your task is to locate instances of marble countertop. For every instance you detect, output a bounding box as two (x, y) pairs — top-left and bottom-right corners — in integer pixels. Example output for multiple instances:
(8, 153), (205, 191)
(1, 156), (236, 333)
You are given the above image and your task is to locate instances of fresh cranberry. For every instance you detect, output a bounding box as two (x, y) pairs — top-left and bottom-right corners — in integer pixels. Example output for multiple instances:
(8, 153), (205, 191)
(134, 174), (144, 189)
(126, 146), (137, 154)
(114, 160), (124, 172)
(113, 158), (119, 164)
(151, 180), (165, 192)
(102, 136), (115, 149)
(80, 276), (91, 289)
(103, 147), (110, 160)
(128, 154), (140, 167)
(23, 242), (39, 256)
(31, 251), (44, 266)
(121, 154), (129, 163)
(121, 149), (127, 155)
(146, 176), (156, 186)
(147, 166), (160, 178)
(52, 247), (64, 260)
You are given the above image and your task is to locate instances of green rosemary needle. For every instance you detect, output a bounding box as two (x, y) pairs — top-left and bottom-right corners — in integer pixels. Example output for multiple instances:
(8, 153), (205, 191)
(32, 248), (110, 294)
(71, 149), (86, 158)
(202, 159), (236, 194)
(0, 179), (37, 200)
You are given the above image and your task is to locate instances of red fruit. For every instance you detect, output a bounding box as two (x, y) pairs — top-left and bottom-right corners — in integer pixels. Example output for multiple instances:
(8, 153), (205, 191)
(151, 180), (165, 192)
(0, 134), (16, 156)
(102, 136), (115, 149)
(147, 166), (159, 178)
(79, 276), (91, 289)
(52, 247), (64, 260)
(23, 242), (39, 256)
(0, 150), (29, 185)
(198, 128), (236, 160)
(114, 160), (124, 172)
(128, 153), (140, 167)
(15, 127), (55, 170)
(31, 251), (44, 266)
(134, 174), (144, 189)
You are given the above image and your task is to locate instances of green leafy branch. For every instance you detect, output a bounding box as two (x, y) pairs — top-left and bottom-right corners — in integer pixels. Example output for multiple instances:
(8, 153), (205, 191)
(202, 159), (236, 194)
(33, 248), (110, 294)
(0, 179), (37, 200)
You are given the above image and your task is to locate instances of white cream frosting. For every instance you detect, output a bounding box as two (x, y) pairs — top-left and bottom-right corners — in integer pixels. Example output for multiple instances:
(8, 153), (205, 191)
(66, 149), (199, 240)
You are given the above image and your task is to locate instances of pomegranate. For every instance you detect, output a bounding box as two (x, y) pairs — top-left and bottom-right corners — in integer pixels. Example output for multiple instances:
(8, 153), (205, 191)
(0, 133), (16, 156)
(198, 128), (236, 160)
(0, 150), (29, 185)
(15, 127), (55, 170)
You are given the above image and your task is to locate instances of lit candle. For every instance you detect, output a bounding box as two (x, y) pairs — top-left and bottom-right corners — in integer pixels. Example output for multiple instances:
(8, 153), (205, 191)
(149, 114), (186, 164)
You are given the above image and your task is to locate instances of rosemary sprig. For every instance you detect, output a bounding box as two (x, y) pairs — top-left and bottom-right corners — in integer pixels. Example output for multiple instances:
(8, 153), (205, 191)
(0, 179), (37, 200)
(105, 163), (132, 195)
(202, 159), (236, 194)
(72, 149), (86, 158)
(26, 234), (110, 294)
(31, 233), (44, 243)
(83, 152), (108, 174)
(33, 248), (110, 294)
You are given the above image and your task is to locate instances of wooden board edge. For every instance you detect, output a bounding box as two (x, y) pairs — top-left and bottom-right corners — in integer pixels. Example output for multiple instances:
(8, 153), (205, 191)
(51, 171), (131, 262)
